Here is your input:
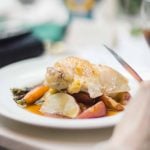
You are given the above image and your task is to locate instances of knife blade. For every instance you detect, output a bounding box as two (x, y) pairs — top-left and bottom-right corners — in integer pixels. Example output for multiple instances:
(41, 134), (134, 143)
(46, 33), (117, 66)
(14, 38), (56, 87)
(103, 44), (143, 83)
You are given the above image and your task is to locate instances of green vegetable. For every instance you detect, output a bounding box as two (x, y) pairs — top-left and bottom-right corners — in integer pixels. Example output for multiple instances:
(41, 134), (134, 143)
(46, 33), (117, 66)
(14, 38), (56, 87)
(130, 27), (142, 36)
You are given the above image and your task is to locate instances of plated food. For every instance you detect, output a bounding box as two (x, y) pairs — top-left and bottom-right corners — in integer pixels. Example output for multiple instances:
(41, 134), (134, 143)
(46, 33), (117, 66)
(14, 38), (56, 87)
(11, 57), (131, 119)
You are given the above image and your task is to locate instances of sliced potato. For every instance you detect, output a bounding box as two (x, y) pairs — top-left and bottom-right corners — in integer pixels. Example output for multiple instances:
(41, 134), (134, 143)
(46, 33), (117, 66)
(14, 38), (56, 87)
(42, 88), (57, 100)
(40, 93), (80, 118)
(77, 101), (106, 119)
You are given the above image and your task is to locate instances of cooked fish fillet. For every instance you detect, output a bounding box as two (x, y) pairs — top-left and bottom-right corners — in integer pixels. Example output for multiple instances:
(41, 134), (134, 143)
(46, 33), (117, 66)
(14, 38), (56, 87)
(45, 57), (129, 98)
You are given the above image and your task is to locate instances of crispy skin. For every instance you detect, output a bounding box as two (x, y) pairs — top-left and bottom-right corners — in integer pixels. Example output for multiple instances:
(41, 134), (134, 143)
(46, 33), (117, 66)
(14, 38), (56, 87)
(45, 57), (129, 98)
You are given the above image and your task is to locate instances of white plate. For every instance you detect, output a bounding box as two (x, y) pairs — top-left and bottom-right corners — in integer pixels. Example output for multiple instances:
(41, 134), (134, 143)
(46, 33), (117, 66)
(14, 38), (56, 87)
(0, 56), (147, 129)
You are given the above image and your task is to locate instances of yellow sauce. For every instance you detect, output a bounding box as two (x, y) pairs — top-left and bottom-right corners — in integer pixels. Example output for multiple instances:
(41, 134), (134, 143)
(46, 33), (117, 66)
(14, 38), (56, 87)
(107, 110), (119, 116)
(26, 104), (43, 115)
(25, 105), (66, 118)
(26, 104), (120, 118)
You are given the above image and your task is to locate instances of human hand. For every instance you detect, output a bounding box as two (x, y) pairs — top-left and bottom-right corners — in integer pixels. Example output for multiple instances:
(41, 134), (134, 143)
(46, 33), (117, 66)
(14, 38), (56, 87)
(94, 81), (150, 150)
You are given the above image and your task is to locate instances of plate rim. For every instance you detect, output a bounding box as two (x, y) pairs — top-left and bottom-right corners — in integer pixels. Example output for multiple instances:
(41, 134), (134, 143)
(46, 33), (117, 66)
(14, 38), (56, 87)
(0, 105), (122, 129)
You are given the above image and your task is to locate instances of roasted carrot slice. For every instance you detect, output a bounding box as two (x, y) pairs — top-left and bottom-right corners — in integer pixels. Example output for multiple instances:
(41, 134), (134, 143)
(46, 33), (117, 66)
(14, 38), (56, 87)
(109, 92), (131, 105)
(116, 92), (131, 105)
(23, 85), (49, 104)
(77, 101), (106, 119)
(100, 95), (124, 111)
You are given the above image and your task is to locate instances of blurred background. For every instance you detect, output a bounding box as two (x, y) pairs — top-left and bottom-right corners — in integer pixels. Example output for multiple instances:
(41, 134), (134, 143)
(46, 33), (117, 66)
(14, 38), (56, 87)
(0, 0), (149, 67)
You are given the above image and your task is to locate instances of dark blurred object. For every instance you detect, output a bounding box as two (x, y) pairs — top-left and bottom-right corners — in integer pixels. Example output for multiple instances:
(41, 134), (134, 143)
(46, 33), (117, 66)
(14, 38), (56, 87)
(144, 30), (150, 46)
(0, 30), (44, 67)
(0, 146), (8, 150)
(120, 0), (142, 15)
(0, 29), (31, 43)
